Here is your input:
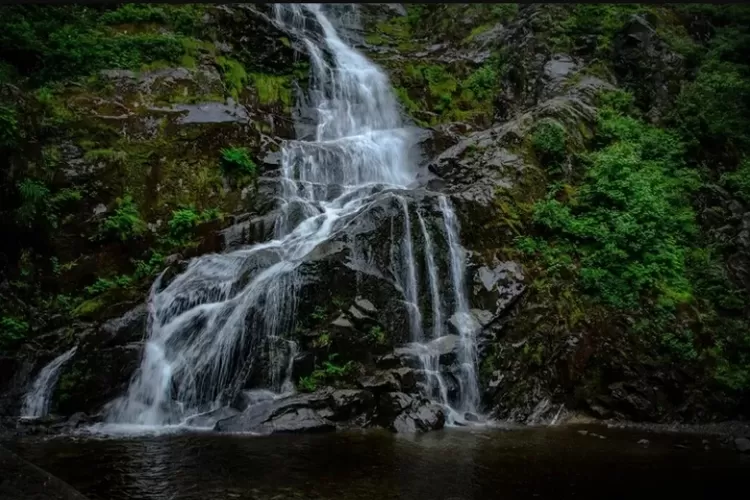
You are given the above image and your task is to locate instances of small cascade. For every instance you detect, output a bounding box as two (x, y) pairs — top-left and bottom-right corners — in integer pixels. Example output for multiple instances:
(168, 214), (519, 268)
(415, 211), (453, 416)
(440, 195), (481, 416)
(396, 196), (423, 341)
(21, 346), (77, 418)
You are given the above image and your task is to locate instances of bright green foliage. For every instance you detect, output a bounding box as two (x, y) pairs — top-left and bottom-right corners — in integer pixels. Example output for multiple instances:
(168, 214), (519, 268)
(251, 73), (293, 107)
(216, 57), (248, 100)
(99, 195), (147, 242)
(0, 316), (28, 349)
(531, 119), (567, 169)
(674, 61), (750, 158)
(167, 206), (222, 245)
(220, 147), (256, 178)
(523, 95), (698, 310)
(0, 5), (205, 84)
(463, 64), (497, 102)
(100, 4), (168, 25)
(298, 354), (355, 393)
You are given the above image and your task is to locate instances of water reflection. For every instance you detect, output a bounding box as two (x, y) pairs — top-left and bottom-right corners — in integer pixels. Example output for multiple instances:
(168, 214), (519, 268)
(5, 426), (750, 500)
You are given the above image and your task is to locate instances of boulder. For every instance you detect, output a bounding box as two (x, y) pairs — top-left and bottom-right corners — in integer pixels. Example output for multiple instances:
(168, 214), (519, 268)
(325, 389), (375, 421)
(214, 394), (334, 434)
(391, 400), (445, 433)
(391, 367), (418, 392)
(358, 372), (400, 393)
(378, 392), (414, 417)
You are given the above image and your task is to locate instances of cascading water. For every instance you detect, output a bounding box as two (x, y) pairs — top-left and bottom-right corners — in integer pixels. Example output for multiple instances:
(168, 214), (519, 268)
(106, 3), (481, 430)
(21, 346), (77, 418)
(440, 195), (481, 414)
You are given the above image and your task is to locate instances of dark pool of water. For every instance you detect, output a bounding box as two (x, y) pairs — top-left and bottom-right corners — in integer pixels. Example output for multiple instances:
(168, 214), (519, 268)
(4, 424), (750, 500)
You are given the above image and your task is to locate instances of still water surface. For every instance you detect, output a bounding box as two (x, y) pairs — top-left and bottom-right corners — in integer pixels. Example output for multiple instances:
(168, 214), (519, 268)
(5, 425), (750, 500)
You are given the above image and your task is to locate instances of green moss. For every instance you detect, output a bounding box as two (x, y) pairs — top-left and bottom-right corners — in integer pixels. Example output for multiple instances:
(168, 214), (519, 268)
(216, 56), (248, 100)
(72, 298), (105, 318)
(251, 73), (292, 107)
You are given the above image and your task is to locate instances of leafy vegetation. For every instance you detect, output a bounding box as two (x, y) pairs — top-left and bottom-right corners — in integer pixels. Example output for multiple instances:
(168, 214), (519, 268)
(99, 195), (147, 242)
(509, 3), (750, 395)
(298, 354), (355, 393)
(220, 147), (257, 179)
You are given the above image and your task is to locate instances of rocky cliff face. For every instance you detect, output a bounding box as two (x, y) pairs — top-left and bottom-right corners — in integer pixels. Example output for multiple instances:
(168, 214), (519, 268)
(2, 3), (749, 433)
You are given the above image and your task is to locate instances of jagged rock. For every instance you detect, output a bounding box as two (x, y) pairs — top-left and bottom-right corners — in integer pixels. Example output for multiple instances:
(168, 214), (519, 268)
(391, 367), (418, 392)
(331, 316), (355, 329)
(354, 297), (378, 314)
(98, 304), (148, 347)
(231, 389), (277, 412)
(471, 260), (525, 327)
(327, 389), (375, 421)
(215, 395), (332, 434)
(376, 353), (404, 370)
(378, 392), (414, 417)
(185, 407), (241, 428)
(430, 335), (461, 365)
(358, 372), (400, 393)
(612, 14), (686, 121)
(391, 400), (445, 433)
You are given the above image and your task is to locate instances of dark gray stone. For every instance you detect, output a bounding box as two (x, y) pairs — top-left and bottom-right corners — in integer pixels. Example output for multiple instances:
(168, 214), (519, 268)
(358, 372), (400, 393)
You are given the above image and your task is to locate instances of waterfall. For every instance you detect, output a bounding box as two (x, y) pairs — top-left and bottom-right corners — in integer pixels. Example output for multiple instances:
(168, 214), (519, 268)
(105, 4), (481, 429)
(440, 196), (480, 414)
(21, 346), (77, 418)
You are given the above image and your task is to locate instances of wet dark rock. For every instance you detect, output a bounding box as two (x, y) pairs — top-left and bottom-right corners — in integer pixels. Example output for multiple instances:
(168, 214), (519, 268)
(98, 304), (148, 347)
(376, 391), (445, 434)
(215, 394), (334, 434)
(171, 101), (249, 125)
(378, 392), (414, 417)
(472, 260), (525, 325)
(231, 389), (277, 412)
(392, 367), (418, 393)
(391, 400), (445, 434)
(291, 352), (316, 383)
(327, 389), (375, 421)
(52, 341), (142, 417)
(358, 372), (400, 393)
(612, 14), (686, 121)
(185, 407), (241, 428)
(431, 335), (461, 365)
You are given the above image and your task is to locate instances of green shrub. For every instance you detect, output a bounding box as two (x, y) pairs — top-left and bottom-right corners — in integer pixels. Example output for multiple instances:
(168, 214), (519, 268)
(100, 195), (147, 241)
(100, 4), (167, 25)
(15, 179), (50, 227)
(220, 147), (256, 178)
(167, 206), (222, 245)
(525, 102), (698, 310)
(0, 316), (28, 349)
(531, 119), (567, 169)
(297, 354), (355, 393)
(463, 64), (497, 102)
